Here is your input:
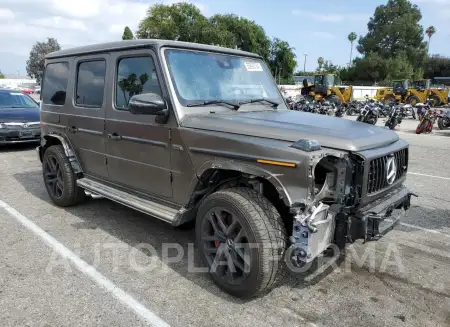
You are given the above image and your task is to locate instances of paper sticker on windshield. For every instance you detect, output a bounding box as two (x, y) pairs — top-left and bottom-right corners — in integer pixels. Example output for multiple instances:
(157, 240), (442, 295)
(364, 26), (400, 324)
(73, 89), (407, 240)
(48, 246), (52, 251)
(244, 61), (263, 72)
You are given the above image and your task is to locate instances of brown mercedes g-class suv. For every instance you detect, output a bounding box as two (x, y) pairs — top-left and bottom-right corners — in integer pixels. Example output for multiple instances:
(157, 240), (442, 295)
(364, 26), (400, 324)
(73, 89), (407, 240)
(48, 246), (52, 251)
(38, 40), (414, 297)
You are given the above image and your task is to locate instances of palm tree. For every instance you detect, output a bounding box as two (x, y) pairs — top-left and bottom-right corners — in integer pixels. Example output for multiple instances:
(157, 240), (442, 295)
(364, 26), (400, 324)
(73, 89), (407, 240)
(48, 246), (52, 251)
(425, 26), (436, 54)
(348, 32), (357, 66)
(317, 57), (325, 72)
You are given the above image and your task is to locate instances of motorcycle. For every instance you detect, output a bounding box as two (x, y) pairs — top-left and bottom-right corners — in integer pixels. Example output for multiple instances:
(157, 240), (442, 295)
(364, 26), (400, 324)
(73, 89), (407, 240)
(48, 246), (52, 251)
(415, 103), (438, 134)
(384, 104), (404, 130)
(335, 104), (345, 118)
(357, 102), (378, 125)
(437, 110), (450, 130)
(345, 100), (361, 116)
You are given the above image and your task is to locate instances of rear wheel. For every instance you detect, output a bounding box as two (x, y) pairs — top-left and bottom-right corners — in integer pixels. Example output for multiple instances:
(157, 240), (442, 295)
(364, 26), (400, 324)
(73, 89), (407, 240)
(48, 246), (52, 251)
(42, 145), (86, 207)
(430, 95), (441, 107)
(196, 188), (287, 298)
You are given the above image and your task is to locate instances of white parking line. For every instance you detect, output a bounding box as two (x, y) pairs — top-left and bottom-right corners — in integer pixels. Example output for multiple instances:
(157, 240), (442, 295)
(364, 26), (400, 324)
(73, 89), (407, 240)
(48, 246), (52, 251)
(408, 172), (450, 181)
(398, 221), (450, 238)
(0, 199), (170, 327)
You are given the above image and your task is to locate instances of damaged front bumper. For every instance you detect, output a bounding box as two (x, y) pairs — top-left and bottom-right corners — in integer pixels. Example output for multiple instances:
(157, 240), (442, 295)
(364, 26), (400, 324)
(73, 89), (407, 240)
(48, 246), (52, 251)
(288, 186), (416, 266)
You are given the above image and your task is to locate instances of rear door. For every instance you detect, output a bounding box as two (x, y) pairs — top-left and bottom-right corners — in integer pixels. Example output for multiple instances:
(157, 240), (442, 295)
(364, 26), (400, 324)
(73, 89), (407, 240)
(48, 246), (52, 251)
(65, 55), (109, 178)
(104, 49), (172, 199)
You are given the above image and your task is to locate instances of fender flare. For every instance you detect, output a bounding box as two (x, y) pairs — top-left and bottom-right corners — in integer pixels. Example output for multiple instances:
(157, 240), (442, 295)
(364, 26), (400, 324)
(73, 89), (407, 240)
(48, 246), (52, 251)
(191, 159), (294, 207)
(41, 134), (83, 174)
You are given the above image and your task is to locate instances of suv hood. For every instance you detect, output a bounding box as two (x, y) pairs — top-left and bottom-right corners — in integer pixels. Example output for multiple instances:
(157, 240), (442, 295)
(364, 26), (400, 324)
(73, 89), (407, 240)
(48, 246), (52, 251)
(181, 110), (399, 152)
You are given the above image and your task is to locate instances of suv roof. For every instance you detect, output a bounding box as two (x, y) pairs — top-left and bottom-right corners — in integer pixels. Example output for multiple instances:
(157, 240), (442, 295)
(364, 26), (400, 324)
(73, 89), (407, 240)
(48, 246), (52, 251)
(46, 39), (261, 59)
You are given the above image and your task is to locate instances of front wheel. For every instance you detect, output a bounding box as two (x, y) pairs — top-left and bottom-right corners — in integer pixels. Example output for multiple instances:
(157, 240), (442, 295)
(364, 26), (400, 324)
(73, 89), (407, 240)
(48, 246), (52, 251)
(437, 117), (449, 130)
(196, 188), (287, 298)
(385, 118), (397, 130)
(356, 115), (363, 122)
(416, 120), (427, 134)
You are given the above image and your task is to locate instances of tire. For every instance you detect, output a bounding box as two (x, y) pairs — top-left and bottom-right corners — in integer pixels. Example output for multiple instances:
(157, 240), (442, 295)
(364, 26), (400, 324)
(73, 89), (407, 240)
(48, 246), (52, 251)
(430, 95), (441, 107)
(411, 110), (416, 120)
(356, 115), (363, 122)
(42, 145), (86, 207)
(416, 120), (427, 134)
(437, 117), (449, 130)
(385, 118), (396, 130)
(406, 95), (420, 106)
(196, 188), (287, 298)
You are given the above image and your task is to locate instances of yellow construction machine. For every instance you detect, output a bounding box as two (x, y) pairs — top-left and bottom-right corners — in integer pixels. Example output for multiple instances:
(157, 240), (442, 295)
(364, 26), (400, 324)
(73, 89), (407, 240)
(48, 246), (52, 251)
(306, 73), (353, 105)
(376, 79), (449, 106)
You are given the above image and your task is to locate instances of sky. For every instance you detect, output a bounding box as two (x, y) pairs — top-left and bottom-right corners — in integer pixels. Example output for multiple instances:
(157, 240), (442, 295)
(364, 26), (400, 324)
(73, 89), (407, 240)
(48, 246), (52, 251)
(1, 0), (450, 77)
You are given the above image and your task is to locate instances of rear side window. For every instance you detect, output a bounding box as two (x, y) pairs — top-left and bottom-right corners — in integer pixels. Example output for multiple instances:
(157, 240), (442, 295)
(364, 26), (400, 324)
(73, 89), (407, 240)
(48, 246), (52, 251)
(115, 56), (162, 110)
(75, 60), (106, 108)
(42, 62), (69, 105)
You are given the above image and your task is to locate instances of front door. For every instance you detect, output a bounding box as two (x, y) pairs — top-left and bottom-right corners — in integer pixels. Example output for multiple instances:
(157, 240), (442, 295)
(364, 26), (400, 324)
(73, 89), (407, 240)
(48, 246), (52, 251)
(65, 55), (109, 179)
(104, 50), (172, 199)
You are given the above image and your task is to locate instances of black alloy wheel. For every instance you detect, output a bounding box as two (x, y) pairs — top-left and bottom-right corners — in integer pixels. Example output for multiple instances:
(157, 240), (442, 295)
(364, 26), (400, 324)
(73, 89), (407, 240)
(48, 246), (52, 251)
(44, 154), (64, 199)
(201, 207), (250, 285)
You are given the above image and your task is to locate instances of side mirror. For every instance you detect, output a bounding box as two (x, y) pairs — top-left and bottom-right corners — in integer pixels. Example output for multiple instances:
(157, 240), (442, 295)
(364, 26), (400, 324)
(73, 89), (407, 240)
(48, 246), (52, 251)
(128, 93), (167, 116)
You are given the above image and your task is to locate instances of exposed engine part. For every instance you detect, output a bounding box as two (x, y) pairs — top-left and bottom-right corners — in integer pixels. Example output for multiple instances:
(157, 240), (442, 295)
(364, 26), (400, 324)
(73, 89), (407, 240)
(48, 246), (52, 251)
(289, 202), (336, 266)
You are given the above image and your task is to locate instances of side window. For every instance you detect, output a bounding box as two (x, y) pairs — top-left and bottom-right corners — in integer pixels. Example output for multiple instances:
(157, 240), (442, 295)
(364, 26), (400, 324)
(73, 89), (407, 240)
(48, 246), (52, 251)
(115, 56), (162, 110)
(42, 62), (70, 105)
(75, 60), (106, 107)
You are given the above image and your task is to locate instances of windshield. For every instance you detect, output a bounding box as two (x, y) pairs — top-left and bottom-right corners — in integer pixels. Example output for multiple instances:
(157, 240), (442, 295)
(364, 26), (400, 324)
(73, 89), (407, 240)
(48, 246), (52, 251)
(0, 91), (39, 109)
(165, 49), (284, 108)
(314, 74), (335, 86)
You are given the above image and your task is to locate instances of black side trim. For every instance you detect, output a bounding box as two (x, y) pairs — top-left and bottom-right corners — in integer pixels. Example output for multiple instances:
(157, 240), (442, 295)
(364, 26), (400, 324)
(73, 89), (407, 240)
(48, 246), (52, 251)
(189, 147), (299, 167)
(120, 136), (168, 148)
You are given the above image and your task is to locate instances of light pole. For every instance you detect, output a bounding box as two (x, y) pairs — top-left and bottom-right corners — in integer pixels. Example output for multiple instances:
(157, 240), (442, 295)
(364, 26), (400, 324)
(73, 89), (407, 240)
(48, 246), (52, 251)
(303, 53), (308, 73)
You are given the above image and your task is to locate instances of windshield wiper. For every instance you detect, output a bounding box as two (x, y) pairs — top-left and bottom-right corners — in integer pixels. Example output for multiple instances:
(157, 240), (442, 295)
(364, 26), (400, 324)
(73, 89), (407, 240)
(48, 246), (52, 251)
(186, 100), (240, 110)
(238, 98), (280, 108)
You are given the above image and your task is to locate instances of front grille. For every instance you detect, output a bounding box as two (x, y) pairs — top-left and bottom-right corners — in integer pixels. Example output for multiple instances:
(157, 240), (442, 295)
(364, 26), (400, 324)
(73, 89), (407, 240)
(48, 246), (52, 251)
(2, 122), (40, 130)
(367, 148), (408, 194)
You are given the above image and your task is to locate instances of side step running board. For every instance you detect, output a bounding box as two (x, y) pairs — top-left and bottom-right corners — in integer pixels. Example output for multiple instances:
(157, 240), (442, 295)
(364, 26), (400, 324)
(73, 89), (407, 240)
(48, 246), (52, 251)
(77, 178), (181, 224)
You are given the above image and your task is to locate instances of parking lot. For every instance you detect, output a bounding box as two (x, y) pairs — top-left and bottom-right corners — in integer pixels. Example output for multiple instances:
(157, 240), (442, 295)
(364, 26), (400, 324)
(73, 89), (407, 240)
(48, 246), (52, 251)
(0, 117), (449, 327)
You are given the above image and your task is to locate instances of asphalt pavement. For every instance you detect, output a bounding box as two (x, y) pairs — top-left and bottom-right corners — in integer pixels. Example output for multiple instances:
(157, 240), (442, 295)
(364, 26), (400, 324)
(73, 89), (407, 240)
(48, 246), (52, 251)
(0, 116), (449, 327)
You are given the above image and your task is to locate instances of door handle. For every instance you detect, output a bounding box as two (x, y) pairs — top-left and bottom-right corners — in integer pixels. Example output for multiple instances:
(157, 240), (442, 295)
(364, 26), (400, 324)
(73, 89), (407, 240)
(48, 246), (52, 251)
(107, 133), (122, 140)
(67, 126), (78, 133)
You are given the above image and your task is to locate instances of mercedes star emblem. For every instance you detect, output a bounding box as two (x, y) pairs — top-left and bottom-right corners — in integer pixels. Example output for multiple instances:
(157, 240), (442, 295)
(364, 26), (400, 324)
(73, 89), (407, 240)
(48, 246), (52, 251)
(386, 156), (397, 185)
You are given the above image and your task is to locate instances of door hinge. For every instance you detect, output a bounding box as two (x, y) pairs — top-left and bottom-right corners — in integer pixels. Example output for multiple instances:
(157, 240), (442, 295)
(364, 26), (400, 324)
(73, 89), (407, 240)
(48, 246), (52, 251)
(170, 172), (173, 183)
(105, 156), (108, 165)
(168, 129), (172, 141)
(103, 120), (106, 131)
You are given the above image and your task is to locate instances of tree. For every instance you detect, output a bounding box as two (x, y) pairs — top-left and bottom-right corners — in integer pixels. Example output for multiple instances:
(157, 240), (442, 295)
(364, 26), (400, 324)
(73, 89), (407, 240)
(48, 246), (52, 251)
(268, 38), (296, 84)
(317, 57), (325, 71)
(425, 26), (436, 54)
(357, 0), (427, 69)
(122, 26), (134, 40)
(424, 55), (450, 78)
(26, 38), (61, 83)
(209, 14), (271, 61)
(348, 32), (357, 65)
(323, 60), (339, 73)
(137, 3), (210, 43)
(0, 70), (4, 79)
